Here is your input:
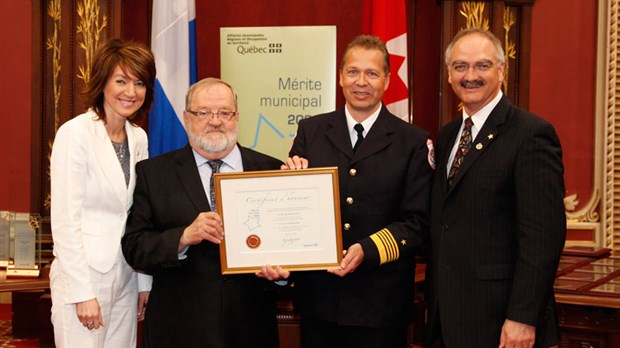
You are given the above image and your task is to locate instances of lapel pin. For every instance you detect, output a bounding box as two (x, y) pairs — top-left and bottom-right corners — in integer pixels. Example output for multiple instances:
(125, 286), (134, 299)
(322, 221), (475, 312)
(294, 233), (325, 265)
(475, 143), (483, 150)
(488, 133), (494, 139)
(400, 239), (407, 246)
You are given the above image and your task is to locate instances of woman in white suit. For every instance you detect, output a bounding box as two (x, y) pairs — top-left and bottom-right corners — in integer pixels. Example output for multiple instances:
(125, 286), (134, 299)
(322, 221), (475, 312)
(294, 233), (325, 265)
(50, 38), (156, 347)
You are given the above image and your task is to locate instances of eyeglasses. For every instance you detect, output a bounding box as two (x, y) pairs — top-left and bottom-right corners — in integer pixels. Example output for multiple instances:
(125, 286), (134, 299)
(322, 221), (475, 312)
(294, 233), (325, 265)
(450, 61), (498, 73)
(186, 110), (238, 121)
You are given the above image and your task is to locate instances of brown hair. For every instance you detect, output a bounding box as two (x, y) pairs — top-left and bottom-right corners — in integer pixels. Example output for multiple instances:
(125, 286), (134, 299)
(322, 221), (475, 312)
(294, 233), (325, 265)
(82, 38), (156, 123)
(340, 35), (390, 74)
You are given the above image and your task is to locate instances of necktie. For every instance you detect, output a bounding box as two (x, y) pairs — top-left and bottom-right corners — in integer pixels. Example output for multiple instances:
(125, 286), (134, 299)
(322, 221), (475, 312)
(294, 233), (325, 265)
(448, 117), (473, 186)
(353, 123), (364, 152)
(207, 160), (223, 211)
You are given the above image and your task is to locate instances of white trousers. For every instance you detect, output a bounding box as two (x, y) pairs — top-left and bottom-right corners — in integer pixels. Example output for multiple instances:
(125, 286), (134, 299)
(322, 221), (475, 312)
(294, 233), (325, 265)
(50, 252), (138, 348)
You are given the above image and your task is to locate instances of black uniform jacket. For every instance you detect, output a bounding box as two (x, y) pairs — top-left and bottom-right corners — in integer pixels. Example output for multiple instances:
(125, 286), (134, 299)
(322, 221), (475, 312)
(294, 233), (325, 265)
(289, 105), (434, 327)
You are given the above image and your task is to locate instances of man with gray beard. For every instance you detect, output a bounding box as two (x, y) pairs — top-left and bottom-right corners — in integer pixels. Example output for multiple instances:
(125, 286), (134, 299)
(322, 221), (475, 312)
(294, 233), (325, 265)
(122, 78), (283, 348)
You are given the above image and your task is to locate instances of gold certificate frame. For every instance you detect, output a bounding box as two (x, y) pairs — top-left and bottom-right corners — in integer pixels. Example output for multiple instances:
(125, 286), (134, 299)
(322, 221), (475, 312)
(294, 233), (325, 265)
(215, 167), (343, 274)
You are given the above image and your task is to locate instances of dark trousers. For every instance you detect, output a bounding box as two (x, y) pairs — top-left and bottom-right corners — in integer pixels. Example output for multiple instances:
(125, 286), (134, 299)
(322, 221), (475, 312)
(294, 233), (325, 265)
(300, 316), (407, 348)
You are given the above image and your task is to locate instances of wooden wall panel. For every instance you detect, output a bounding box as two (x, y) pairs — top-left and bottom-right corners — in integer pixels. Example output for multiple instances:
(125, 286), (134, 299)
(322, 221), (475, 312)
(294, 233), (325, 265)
(438, 0), (534, 126)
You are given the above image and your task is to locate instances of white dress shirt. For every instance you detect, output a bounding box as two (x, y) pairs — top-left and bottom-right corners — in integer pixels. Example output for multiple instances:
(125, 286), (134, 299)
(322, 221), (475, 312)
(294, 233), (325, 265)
(178, 145), (244, 259)
(193, 145), (244, 206)
(344, 104), (381, 147)
(446, 91), (503, 176)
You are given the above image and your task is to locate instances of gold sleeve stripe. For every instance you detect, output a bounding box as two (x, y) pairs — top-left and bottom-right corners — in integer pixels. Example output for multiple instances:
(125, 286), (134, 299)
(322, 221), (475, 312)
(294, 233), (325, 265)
(369, 228), (400, 265)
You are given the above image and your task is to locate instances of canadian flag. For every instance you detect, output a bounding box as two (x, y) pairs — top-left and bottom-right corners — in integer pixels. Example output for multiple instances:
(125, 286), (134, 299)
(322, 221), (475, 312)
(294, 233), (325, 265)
(363, 0), (409, 122)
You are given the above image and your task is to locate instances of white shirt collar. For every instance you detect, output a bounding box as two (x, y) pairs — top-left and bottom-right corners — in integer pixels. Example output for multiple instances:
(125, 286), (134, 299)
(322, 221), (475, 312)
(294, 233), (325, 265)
(191, 144), (243, 172)
(462, 90), (503, 132)
(344, 104), (381, 139)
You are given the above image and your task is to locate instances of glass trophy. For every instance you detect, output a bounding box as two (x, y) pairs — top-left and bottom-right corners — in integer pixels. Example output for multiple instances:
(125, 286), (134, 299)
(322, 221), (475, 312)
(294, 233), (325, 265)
(0, 211), (11, 267)
(7, 213), (42, 277)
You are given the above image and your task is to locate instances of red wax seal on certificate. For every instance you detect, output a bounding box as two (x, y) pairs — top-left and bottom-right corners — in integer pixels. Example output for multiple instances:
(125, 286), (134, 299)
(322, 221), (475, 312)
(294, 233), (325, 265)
(246, 234), (261, 249)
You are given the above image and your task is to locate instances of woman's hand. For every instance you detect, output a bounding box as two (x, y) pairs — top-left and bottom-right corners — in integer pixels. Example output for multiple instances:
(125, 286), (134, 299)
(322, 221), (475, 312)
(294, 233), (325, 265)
(76, 298), (104, 330)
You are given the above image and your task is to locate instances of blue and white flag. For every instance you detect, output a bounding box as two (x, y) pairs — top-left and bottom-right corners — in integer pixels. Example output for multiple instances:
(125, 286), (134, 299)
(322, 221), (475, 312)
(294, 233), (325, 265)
(148, 0), (197, 156)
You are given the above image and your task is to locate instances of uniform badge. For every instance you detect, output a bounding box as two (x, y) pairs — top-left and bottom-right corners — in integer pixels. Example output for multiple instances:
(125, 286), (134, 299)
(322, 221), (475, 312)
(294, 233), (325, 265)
(426, 138), (436, 170)
(475, 143), (483, 150)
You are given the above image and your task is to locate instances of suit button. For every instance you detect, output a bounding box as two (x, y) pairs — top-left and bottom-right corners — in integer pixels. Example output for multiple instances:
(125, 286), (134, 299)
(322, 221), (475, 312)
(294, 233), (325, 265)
(349, 168), (357, 176)
(346, 197), (354, 205)
(344, 223), (351, 230)
(442, 224), (448, 231)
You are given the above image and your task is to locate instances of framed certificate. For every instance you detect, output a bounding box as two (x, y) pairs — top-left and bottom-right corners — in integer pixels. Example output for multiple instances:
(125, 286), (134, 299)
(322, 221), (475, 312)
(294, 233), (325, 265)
(214, 167), (343, 274)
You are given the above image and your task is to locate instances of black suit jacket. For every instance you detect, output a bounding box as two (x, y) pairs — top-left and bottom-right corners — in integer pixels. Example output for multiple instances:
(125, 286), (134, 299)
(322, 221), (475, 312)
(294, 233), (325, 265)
(289, 105), (434, 327)
(122, 145), (283, 348)
(426, 96), (566, 347)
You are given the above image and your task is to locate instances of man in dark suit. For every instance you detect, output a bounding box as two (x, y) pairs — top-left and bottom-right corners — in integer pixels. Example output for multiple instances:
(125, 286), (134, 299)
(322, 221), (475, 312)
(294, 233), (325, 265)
(283, 35), (434, 348)
(426, 28), (566, 348)
(121, 78), (282, 348)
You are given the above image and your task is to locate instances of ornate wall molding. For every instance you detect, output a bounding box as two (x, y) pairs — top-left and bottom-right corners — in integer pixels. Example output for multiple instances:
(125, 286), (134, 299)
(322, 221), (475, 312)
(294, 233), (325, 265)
(502, 7), (516, 95)
(571, 0), (620, 253)
(76, 0), (108, 84)
(460, 1), (490, 29)
(457, 2), (517, 97)
(604, 0), (619, 252)
(46, 0), (61, 133)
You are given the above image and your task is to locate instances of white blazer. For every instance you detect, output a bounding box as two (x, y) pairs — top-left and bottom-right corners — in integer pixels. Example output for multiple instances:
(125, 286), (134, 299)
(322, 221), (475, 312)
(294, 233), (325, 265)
(50, 111), (149, 304)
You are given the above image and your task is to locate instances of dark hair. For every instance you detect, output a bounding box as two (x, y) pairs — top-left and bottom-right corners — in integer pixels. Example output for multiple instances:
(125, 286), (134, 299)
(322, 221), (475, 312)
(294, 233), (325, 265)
(82, 38), (156, 123)
(340, 35), (390, 74)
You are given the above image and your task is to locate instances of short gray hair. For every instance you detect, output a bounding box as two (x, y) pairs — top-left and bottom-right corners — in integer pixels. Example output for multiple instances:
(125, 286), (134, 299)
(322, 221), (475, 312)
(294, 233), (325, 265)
(185, 77), (238, 111)
(444, 28), (505, 66)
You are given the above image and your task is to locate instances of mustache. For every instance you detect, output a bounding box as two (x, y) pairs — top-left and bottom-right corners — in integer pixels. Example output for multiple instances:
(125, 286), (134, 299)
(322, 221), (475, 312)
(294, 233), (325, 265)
(460, 80), (485, 88)
(204, 125), (226, 133)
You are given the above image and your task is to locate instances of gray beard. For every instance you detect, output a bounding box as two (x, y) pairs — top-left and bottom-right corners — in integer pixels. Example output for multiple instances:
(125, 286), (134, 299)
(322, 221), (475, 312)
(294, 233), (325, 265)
(188, 125), (238, 153)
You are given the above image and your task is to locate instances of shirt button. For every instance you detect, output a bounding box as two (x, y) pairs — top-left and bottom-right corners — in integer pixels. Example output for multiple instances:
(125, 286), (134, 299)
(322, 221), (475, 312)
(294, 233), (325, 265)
(346, 197), (354, 205)
(344, 223), (351, 230)
(349, 168), (357, 176)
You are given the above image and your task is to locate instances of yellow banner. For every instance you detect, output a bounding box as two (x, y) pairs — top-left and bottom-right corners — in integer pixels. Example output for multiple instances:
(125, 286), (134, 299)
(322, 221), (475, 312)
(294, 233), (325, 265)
(220, 26), (336, 161)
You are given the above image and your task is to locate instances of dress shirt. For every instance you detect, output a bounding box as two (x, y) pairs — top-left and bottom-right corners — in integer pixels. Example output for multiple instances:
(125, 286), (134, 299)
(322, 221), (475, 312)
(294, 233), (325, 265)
(446, 90), (503, 176)
(345, 104), (380, 147)
(178, 145), (244, 259)
(193, 145), (244, 206)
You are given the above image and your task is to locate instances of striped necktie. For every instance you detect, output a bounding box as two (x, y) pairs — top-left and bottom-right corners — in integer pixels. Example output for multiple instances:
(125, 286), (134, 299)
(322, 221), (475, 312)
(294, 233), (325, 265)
(207, 160), (223, 211)
(447, 117), (473, 186)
